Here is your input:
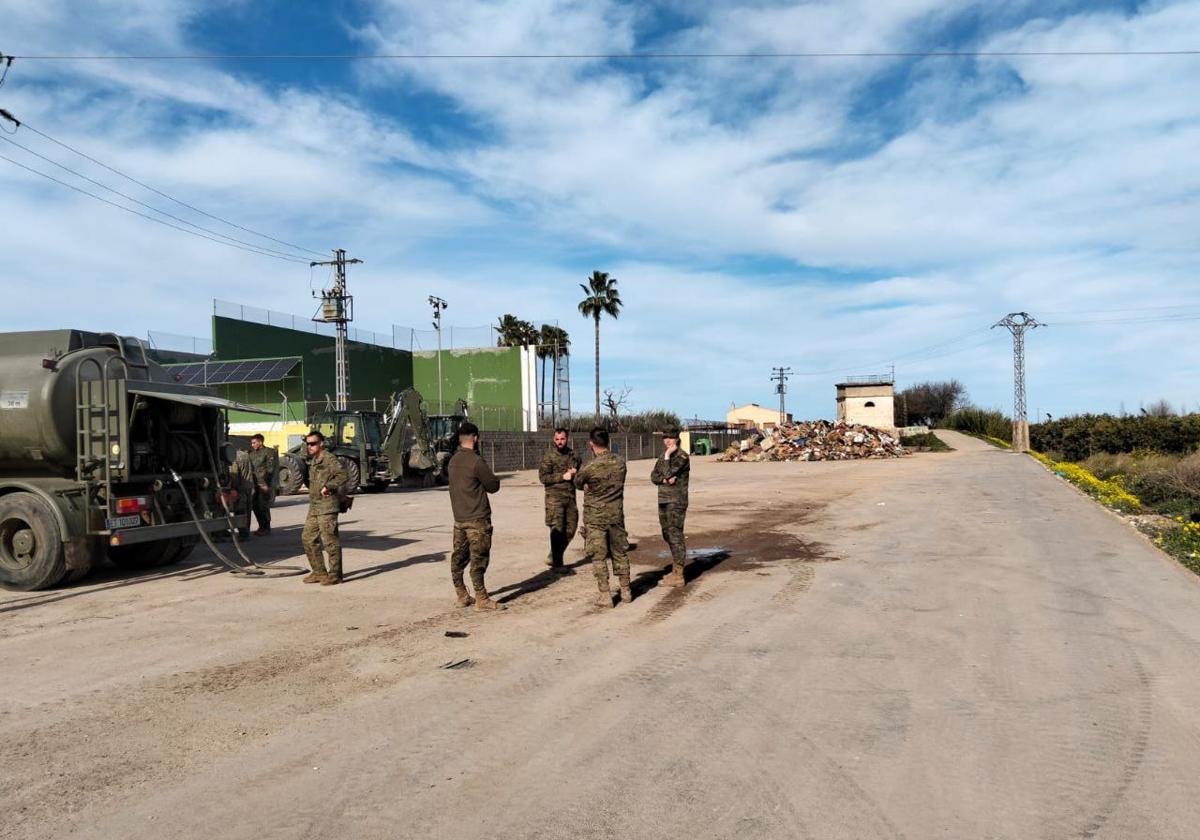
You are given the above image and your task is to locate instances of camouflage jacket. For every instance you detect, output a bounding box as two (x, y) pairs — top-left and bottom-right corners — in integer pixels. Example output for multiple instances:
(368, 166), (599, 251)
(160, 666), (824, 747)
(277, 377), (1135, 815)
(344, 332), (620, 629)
(229, 450), (253, 512)
(650, 448), (690, 504)
(247, 446), (279, 489)
(573, 450), (626, 526)
(307, 449), (349, 515)
(538, 446), (581, 503)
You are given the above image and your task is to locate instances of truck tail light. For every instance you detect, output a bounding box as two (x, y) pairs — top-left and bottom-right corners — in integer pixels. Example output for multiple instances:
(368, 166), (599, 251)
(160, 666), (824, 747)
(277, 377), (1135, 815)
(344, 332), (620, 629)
(115, 496), (150, 514)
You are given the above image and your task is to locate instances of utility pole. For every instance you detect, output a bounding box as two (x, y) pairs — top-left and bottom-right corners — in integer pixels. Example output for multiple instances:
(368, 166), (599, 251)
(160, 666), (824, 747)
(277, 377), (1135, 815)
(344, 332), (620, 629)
(770, 366), (793, 426)
(428, 295), (448, 412)
(310, 249), (362, 411)
(992, 312), (1042, 453)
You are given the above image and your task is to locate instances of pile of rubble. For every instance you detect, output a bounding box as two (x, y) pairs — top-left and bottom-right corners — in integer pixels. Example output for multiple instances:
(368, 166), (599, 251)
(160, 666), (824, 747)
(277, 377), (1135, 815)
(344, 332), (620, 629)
(717, 420), (907, 462)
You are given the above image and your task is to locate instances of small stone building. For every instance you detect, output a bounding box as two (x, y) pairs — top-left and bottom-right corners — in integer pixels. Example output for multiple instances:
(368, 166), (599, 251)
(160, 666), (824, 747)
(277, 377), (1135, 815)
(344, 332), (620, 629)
(835, 377), (895, 430)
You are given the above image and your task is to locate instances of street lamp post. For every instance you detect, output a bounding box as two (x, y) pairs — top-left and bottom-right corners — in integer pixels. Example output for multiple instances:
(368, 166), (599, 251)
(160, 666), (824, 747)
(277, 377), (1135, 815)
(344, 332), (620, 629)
(428, 296), (448, 412)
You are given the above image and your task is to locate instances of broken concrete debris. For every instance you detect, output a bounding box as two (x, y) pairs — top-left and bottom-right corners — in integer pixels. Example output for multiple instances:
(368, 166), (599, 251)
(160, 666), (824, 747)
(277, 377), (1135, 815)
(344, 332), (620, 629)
(717, 421), (907, 462)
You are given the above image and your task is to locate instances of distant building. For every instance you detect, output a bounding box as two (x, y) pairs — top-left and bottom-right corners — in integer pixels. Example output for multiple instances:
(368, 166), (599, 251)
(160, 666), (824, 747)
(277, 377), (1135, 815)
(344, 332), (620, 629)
(727, 402), (791, 430)
(835, 376), (895, 430)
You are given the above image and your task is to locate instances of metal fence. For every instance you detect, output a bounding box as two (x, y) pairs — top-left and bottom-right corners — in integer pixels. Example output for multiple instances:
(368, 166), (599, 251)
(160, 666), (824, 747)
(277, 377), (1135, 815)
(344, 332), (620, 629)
(147, 330), (213, 356)
(214, 299), (510, 352)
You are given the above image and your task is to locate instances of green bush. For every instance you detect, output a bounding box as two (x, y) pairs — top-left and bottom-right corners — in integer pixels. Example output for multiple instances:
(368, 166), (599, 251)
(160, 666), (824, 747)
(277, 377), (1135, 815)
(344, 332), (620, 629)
(1031, 414), (1200, 461)
(564, 410), (681, 434)
(900, 433), (952, 452)
(1081, 451), (1200, 519)
(942, 406), (1013, 441)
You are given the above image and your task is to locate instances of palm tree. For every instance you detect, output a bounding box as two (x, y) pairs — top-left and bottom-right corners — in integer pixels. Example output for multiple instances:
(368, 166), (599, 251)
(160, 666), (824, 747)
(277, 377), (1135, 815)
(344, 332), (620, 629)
(537, 324), (570, 422)
(496, 314), (536, 348)
(577, 271), (622, 421)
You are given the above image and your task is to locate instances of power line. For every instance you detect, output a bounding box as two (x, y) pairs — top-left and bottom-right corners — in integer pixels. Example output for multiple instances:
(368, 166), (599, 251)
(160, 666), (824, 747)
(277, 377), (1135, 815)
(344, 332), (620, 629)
(0, 152), (311, 263)
(0, 134), (315, 262)
(14, 119), (326, 259)
(8, 50), (1200, 61)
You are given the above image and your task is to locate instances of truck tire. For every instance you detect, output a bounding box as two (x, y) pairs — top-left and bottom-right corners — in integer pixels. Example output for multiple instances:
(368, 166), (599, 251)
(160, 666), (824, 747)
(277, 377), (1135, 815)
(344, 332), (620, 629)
(278, 454), (306, 495)
(0, 492), (68, 591)
(337, 456), (361, 493)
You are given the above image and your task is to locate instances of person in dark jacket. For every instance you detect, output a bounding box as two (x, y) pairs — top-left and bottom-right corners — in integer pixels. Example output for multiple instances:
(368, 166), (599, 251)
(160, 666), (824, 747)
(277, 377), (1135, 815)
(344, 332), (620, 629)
(447, 422), (504, 611)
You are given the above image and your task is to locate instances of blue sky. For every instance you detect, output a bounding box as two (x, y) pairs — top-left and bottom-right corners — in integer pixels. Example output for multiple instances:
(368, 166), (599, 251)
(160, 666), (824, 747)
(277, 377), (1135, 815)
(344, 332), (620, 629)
(1, 0), (1198, 421)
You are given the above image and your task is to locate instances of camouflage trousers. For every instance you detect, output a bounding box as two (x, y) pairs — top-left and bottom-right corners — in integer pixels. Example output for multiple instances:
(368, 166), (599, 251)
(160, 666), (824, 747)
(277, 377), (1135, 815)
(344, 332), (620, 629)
(658, 501), (688, 565)
(302, 510), (341, 577)
(451, 518), (493, 592)
(584, 521), (630, 590)
(545, 496), (578, 566)
(251, 486), (274, 531)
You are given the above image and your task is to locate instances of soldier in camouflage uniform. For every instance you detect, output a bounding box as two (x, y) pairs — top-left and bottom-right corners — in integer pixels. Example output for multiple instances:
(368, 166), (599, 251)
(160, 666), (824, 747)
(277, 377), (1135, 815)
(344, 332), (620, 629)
(447, 422), (505, 612)
(246, 433), (279, 536)
(573, 427), (631, 608)
(650, 428), (690, 587)
(300, 430), (349, 586)
(228, 448), (253, 540)
(538, 427), (581, 570)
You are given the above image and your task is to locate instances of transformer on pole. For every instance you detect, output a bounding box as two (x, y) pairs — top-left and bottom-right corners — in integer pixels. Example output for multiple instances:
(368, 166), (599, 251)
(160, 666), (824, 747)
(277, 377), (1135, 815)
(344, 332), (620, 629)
(992, 312), (1042, 452)
(770, 366), (793, 426)
(310, 249), (362, 411)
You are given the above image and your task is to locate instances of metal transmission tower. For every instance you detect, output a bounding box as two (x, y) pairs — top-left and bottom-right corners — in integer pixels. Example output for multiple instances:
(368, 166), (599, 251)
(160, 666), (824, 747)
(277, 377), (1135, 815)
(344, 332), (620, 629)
(428, 296), (448, 412)
(770, 366), (793, 425)
(992, 312), (1042, 452)
(310, 249), (362, 411)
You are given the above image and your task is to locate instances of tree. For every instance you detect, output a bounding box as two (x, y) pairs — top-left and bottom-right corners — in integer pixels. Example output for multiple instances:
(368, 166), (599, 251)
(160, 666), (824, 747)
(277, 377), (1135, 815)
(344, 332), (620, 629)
(496, 314), (537, 348)
(577, 270), (622, 421)
(537, 324), (570, 422)
(896, 380), (966, 427)
(602, 385), (632, 429)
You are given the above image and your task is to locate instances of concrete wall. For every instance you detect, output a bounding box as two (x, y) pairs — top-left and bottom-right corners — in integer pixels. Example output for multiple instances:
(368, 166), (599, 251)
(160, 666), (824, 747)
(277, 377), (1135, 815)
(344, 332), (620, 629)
(836, 384), (896, 429)
(478, 431), (662, 472)
(212, 316), (413, 408)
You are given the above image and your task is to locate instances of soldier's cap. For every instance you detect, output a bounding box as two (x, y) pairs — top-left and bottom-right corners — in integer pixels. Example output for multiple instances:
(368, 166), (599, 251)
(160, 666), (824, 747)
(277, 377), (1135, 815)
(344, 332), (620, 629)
(458, 421), (480, 437)
(662, 428), (681, 439)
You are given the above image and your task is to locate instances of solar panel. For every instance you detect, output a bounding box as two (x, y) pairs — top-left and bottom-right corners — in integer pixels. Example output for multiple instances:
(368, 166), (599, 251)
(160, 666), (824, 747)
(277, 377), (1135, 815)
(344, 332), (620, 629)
(163, 357), (301, 386)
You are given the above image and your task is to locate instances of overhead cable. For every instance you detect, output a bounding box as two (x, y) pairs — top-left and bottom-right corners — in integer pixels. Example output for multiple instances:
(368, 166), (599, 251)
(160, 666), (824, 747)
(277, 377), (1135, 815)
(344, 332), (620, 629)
(0, 134), (317, 262)
(0, 152), (310, 263)
(17, 119), (326, 258)
(8, 49), (1200, 60)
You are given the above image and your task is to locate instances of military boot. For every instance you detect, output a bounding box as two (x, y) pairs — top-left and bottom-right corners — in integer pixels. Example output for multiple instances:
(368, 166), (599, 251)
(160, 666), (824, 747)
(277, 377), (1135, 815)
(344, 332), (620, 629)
(659, 564), (685, 587)
(596, 591), (614, 609)
(302, 572), (327, 584)
(619, 576), (633, 604)
(454, 585), (475, 607)
(320, 574), (342, 586)
(474, 593), (506, 612)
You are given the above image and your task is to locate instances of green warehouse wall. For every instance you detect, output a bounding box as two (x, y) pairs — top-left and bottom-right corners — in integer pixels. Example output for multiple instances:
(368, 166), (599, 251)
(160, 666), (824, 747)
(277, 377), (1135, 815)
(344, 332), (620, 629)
(212, 316), (413, 409)
(413, 347), (527, 431)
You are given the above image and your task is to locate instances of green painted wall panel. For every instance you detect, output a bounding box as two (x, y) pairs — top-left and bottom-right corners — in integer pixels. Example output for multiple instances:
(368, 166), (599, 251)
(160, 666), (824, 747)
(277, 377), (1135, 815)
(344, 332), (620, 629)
(413, 347), (525, 430)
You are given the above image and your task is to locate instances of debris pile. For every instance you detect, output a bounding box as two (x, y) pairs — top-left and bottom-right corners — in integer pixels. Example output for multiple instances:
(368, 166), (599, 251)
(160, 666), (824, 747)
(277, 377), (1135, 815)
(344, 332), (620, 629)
(717, 421), (906, 462)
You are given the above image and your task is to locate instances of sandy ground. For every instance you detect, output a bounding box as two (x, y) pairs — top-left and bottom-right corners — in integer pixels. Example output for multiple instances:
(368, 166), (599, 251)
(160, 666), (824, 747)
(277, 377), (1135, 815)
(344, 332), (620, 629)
(3, 431), (1200, 839)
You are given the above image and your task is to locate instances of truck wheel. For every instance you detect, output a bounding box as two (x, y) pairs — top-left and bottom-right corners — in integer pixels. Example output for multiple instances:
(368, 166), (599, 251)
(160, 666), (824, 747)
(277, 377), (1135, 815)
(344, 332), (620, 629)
(0, 492), (68, 591)
(278, 454), (306, 495)
(338, 456), (361, 492)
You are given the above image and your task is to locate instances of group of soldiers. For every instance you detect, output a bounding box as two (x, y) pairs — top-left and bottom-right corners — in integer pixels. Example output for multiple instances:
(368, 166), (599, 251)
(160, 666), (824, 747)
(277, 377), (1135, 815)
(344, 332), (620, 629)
(284, 423), (691, 606)
(446, 422), (691, 610)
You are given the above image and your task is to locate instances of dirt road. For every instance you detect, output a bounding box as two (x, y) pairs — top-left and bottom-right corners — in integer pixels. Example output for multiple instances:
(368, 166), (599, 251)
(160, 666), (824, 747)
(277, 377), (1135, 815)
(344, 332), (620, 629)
(4, 431), (1200, 839)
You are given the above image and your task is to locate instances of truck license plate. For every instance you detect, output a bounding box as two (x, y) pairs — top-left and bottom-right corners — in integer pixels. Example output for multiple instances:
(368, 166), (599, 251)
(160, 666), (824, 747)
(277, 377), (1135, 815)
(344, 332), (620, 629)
(106, 514), (142, 530)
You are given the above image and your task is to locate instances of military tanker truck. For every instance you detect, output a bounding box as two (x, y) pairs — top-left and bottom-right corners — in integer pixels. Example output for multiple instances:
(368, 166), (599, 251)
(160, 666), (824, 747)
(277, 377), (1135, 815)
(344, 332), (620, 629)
(0, 329), (265, 591)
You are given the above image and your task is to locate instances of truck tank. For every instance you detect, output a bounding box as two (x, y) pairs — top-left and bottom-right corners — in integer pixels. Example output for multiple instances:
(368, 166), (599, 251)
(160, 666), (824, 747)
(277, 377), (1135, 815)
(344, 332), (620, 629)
(0, 330), (167, 475)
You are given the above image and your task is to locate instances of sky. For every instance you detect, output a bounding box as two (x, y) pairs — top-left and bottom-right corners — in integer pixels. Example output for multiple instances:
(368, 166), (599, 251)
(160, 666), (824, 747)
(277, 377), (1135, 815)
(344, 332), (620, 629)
(1, 0), (1198, 422)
